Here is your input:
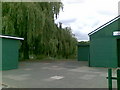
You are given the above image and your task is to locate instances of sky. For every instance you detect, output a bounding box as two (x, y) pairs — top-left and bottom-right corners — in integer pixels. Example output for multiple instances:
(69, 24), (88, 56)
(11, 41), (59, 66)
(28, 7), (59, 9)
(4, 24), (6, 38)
(55, 0), (120, 41)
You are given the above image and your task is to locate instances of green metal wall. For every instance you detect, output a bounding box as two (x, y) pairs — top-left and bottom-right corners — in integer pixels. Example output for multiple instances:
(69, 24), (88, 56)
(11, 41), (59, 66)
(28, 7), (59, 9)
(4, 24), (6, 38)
(78, 45), (89, 61)
(89, 18), (120, 68)
(0, 38), (20, 70)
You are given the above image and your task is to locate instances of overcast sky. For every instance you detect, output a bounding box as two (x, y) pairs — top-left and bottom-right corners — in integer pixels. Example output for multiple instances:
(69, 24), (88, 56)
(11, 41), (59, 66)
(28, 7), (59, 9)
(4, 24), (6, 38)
(55, 0), (120, 41)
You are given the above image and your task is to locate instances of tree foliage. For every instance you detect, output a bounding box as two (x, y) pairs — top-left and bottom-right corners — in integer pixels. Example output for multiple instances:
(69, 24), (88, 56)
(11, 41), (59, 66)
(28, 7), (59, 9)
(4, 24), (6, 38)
(2, 2), (77, 60)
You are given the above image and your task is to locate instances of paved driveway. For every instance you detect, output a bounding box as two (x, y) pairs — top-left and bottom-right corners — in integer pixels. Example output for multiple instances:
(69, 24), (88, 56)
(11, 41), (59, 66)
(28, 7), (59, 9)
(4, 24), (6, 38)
(2, 61), (117, 88)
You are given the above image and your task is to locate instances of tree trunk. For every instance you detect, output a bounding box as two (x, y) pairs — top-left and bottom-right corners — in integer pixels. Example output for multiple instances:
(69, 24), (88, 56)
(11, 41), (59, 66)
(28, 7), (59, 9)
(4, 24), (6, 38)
(22, 34), (29, 60)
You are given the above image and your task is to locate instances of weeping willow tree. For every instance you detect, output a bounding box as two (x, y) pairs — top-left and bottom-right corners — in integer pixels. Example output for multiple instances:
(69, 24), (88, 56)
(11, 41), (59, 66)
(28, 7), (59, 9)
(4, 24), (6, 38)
(2, 2), (77, 60)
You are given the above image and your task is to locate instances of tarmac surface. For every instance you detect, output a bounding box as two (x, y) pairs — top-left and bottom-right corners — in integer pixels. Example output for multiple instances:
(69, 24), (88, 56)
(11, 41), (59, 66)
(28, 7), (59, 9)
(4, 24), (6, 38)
(2, 61), (117, 88)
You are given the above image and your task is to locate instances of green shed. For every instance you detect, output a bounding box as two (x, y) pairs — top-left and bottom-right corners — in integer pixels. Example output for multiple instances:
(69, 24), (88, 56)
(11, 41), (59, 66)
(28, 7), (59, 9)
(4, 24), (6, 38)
(88, 15), (120, 68)
(77, 44), (89, 61)
(0, 35), (24, 70)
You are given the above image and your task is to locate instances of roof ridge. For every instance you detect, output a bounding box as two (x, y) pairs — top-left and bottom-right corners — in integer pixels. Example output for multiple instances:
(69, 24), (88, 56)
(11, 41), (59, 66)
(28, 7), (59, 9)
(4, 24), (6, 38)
(88, 15), (120, 36)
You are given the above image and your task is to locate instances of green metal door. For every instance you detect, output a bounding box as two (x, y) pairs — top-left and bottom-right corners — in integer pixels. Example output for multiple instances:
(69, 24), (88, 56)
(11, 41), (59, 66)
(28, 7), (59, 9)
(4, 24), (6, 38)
(78, 45), (89, 61)
(117, 39), (120, 67)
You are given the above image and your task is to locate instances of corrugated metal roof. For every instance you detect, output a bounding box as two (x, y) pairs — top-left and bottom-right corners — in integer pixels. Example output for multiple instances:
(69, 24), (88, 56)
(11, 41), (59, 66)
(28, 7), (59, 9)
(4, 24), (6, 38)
(0, 35), (24, 40)
(88, 15), (120, 36)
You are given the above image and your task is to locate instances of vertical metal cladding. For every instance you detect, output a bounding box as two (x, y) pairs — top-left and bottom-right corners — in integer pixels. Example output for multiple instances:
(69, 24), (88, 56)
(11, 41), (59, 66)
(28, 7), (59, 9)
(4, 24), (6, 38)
(89, 16), (120, 68)
(0, 35), (24, 70)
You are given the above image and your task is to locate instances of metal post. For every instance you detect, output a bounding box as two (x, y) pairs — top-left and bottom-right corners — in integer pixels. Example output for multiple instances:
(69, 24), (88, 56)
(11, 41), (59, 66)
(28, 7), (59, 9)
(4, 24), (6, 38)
(108, 69), (112, 90)
(117, 69), (120, 90)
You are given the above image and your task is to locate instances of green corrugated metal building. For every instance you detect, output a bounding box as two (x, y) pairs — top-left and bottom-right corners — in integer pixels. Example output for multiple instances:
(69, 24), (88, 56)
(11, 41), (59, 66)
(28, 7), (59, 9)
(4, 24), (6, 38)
(77, 44), (89, 61)
(88, 15), (120, 68)
(0, 35), (24, 70)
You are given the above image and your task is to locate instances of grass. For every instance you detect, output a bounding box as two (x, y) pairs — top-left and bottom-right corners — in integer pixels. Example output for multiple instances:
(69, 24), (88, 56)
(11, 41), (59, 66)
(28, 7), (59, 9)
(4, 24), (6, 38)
(19, 58), (77, 62)
(19, 54), (77, 62)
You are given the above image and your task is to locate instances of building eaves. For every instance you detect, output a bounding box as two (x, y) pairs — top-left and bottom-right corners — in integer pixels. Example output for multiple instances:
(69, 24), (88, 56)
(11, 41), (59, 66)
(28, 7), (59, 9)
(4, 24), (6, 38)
(88, 15), (120, 36)
(0, 35), (24, 40)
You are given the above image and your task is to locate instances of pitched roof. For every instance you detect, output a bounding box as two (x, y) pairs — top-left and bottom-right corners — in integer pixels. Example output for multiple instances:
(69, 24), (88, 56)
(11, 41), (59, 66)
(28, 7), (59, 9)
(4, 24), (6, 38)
(0, 35), (24, 40)
(88, 15), (120, 36)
